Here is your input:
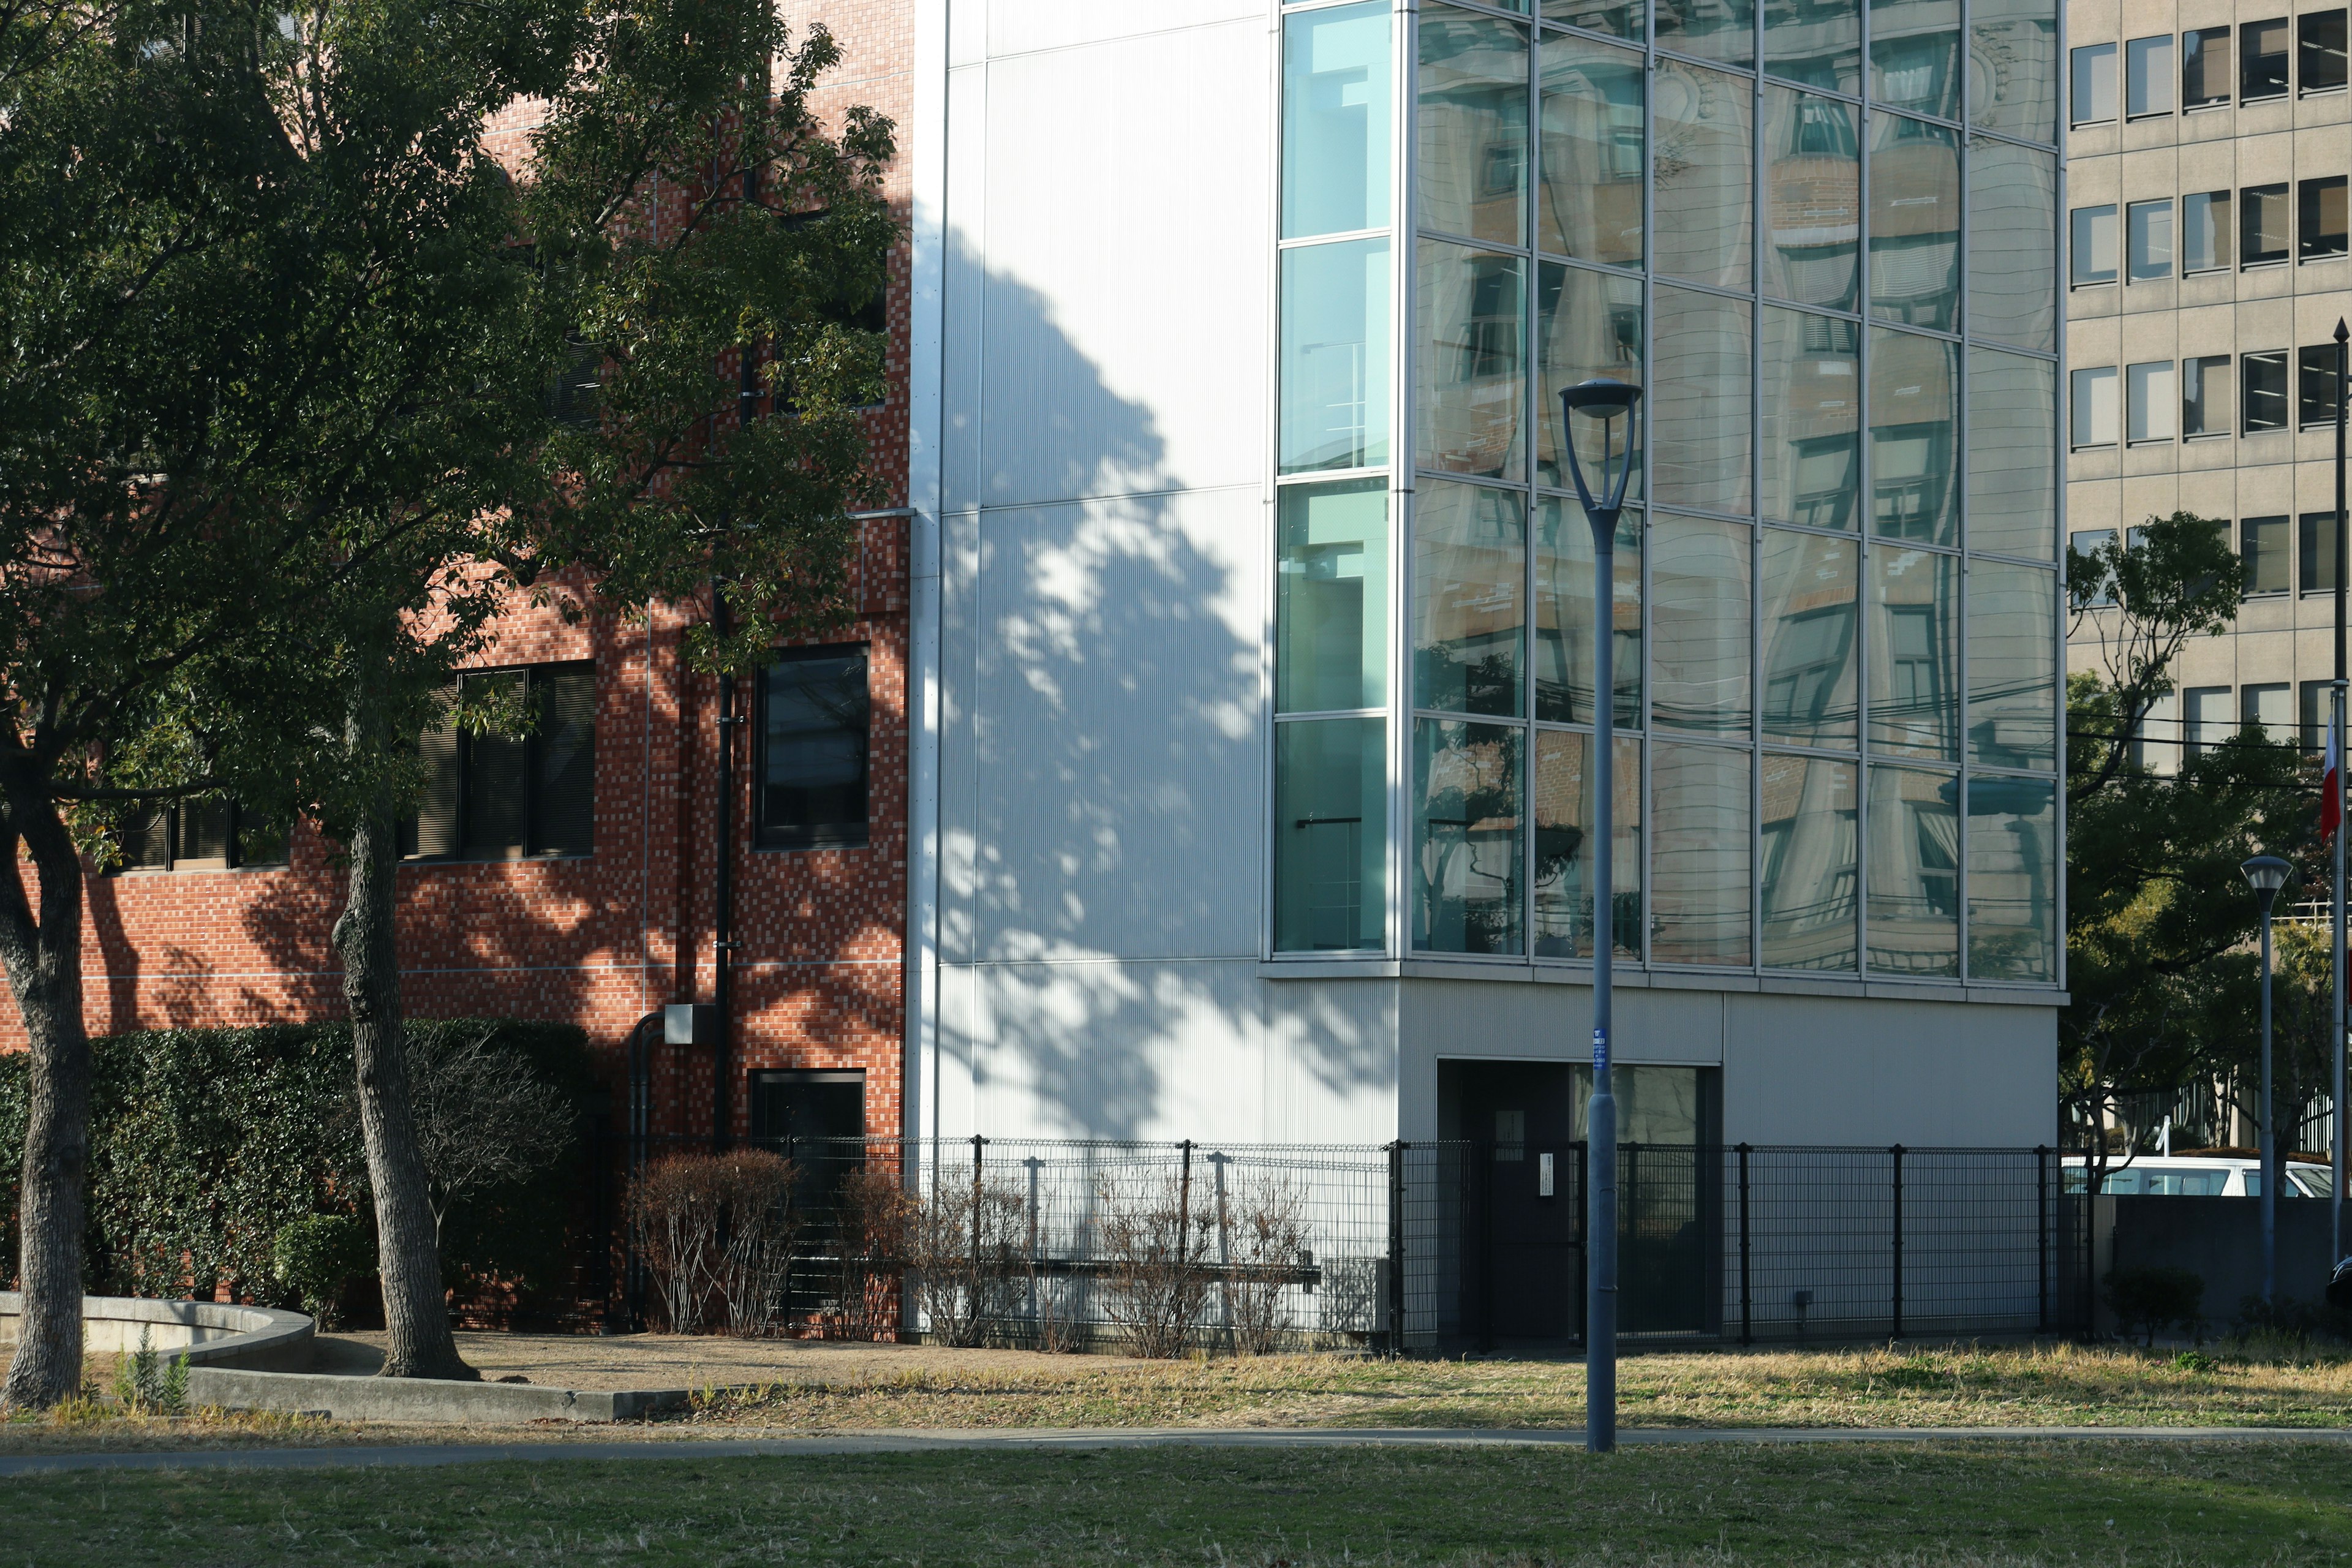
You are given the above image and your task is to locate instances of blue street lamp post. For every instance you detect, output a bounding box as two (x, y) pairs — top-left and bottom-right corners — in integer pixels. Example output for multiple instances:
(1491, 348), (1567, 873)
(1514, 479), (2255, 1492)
(1559, 377), (1642, 1455)
(2243, 854), (2294, 1304)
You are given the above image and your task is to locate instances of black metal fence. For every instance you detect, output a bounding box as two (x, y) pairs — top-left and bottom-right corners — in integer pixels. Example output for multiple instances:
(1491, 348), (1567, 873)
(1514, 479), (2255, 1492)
(587, 1134), (2090, 1351)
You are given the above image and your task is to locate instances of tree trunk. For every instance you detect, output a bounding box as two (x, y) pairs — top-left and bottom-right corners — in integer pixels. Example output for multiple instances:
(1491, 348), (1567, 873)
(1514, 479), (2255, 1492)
(0, 772), (91, 1410)
(331, 804), (473, 1381)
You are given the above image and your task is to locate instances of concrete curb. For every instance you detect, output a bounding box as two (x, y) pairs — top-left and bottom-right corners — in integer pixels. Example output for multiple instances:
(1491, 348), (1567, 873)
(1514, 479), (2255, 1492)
(0, 1294), (312, 1372)
(7, 1424), (2352, 1477)
(183, 1368), (692, 1425)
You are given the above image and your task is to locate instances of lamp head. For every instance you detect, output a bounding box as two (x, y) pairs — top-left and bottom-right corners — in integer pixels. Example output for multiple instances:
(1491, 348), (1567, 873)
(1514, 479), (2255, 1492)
(2241, 854), (2294, 902)
(1556, 379), (1644, 524)
(1561, 377), (1643, 418)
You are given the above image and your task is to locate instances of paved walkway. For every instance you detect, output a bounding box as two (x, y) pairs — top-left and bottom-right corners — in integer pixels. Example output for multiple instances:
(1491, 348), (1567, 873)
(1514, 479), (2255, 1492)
(7, 1425), (2352, 1477)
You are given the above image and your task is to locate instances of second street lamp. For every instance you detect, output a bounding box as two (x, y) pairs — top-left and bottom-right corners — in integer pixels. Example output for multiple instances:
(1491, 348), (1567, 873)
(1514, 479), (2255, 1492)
(2244, 853), (2295, 1305)
(1558, 376), (1642, 1457)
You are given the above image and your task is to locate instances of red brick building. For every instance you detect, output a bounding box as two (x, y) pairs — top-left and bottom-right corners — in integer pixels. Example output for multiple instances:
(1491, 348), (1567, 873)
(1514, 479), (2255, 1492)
(7, 2), (918, 1150)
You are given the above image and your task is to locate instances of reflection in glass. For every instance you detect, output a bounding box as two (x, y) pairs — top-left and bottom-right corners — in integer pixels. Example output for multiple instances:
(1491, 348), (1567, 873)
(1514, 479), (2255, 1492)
(1868, 114), (1961, 332)
(1535, 498), (1642, 726)
(1762, 87), (1861, 311)
(1280, 238), (1391, 473)
(1967, 773), (2057, 982)
(1653, 61), (1754, 290)
(1967, 0), (2058, 143)
(1537, 263), (1643, 491)
(1761, 307), (1860, 529)
(1414, 718), (1525, 955)
(1867, 763), (1959, 976)
(1543, 0), (1641, 42)
(1414, 480), (1525, 717)
(1765, 0), (1860, 92)
(1869, 328), (1959, 546)
(1657, 0), (1755, 68)
(1417, 240), (1525, 481)
(1760, 755), (1858, 970)
(1652, 741), (1753, 965)
(1418, 8), (1529, 249)
(1277, 480), (1389, 714)
(1534, 731), (1642, 959)
(1539, 34), (1646, 266)
(1869, 0), (1960, 118)
(1868, 547), (1959, 759)
(1967, 559), (2058, 769)
(1282, 2), (1391, 239)
(1967, 138), (2056, 352)
(1760, 529), (1859, 746)
(1652, 285), (1753, 515)
(1274, 718), (1387, 953)
(1651, 514), (1753, 736)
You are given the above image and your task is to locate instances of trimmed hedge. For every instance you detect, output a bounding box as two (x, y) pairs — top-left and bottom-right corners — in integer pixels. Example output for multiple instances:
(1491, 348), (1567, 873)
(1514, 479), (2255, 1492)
(0, 1019), (594, 1313)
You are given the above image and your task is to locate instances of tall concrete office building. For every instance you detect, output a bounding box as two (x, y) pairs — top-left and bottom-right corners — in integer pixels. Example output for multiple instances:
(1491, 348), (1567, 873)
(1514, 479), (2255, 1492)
(905, 0), (2068, 1154)
(2063, 6), (2351, 758)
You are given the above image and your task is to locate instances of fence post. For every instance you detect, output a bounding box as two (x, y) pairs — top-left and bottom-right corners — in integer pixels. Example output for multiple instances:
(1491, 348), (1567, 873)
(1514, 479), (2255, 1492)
(1178, 1139), (1195, 1270)
(1736, 1142), (1752, 1348)
(1386, 1140), (1406, 1358)
(1477, 1139), (1495, 1353)
(2035, 1144), (2051, 1334)
(971, 1135), (987, 1286)
(1890, 1144), (1905, 1341)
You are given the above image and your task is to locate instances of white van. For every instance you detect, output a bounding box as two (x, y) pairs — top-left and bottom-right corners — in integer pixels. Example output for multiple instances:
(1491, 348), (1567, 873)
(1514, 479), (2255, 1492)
(2062, 1154), (2334, 1198)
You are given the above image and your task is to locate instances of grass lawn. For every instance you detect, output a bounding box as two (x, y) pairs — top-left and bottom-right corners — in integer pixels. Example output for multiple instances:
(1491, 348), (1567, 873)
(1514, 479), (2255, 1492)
(7, 1441), (2352, 1565)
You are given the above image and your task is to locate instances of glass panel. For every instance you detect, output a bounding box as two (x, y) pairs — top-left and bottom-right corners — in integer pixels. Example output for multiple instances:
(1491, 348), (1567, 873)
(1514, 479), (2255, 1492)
(1868, 763), (1960, 976)
(1968, 0), (2057, 142)
(2182, 353), (2233, 437)
(2304, 345), (2344, 427)
(1277, 480), (1389, 714)
(1274, 717), (1387, 953)
(1969, 139), (2055, 351)
(174, 796), (232, 864)
(1534, 497), (1642, 725)
(1414, 480), (1525, 717)
(1868, 113), (1961, 331)
(1414, 718), (1525, 954)
(1761, 306), (1860, 529)
(2182, 28), (2231, 108)
(1652, 285), (1754, 515)
(1540, 34), (1645, 266)
(2241, 17), (2290, 100)
(1653, 61), (1754, 290)
(2070, 204), (2116, 285)
(1417, 240), (1525, 481)
(1760, 527), (1860, 746)
(2070, 42), (2116, 121)
(2243, 353), (2288, 434)
(1966, 347), (2056, 560)
(1762, 86), (1861, 312)
(2070, 365), (2117, 447)
(2127, 360), (2176, 443)
(2303, 513), (2339, 601)
(1651, 741), (1753, 965)
(463, 669), (526, 855)
(1544, 0), (1642, 41)
(1871, 0), (1961, 117)
(760, 650), (870, 848)
(1283, 2), (1392, 239)
(2302, 177), (2349, 259)
(1418, 7), (1529, 249)
(2126, 199), (2172, 281)
(1760, 754), (1858, 970)
(1533, 731), (1642, 959)
(1868, 546), (1959, 759)
(1765, 0), (1860, 93)
(1651, 513), (1754, 736)
(1536, 262), (1643, 491)
(1656, 0), (1755, 68)
(2182, 190), (2230, 272)
(1967, 558), (2057, 769)
(2242, 183), (2290, 265)
(2242, 515), (2290, 594)
(1280, 238), (1391, 473)
(1869, 327), (1959, 546)
(2304, 11), (2350, 95)
(2125, 34), (2173, 116)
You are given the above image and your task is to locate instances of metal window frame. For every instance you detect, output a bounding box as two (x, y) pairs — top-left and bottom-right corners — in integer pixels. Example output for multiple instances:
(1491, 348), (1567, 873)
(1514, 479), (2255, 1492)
(752, 641), (874, 854)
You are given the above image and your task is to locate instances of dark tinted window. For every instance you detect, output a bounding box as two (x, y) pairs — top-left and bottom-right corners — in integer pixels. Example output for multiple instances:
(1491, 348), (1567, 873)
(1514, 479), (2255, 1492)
(2183, 27), (2233, 105)
(403, 663), (597, 860)
(2302, 11), (2348, 93)
(2302, 176), (2348, 258)
(2244, 515), (2290, 594)
(2242, 183), (2291, 264)
(759, 645), (871, 850)
(2242, 17), (2292, 98)
(2301, 345), (2346, 428)
(2244, 350), (2291, 431)
(2301, 510), (2340, 593)
(111, 797), (282, 872)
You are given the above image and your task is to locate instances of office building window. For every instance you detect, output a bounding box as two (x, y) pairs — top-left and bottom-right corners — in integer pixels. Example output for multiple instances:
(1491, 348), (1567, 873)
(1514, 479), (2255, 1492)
(2125, 200), (2172, 281)
(2304, 679), (2333, 754)
(2125, 361), (2175, 443)
(2070, 366), (2117, 447)
(113, 797), (287, 872)
(2242, 183), (2291, 265)
(2242, 682), (2292, 744)
(2069, 529), (2117, 606)
(2244, 350), (2290, 431)
(2070, 43), (2117, 123)
(2070, 205), (2117, 285)
(2241, 18), (2292, 100)
(2183, 28), (2233, 107)
(2242, 515), (2290, 595)
(2184, 686), (2232, 756)
(2304, 11), (2350, 94)
(2181, 190), (2231, 273)
(2125, 36), (2174, 115)
(758, 644), (871, 851)
(2301, 345), (2346, 428)
(2302, 176), (2348, 259)
(2303, 511), (2342, 597)
(2182, 355), (2233, 437)
(403, 663), (596, 861)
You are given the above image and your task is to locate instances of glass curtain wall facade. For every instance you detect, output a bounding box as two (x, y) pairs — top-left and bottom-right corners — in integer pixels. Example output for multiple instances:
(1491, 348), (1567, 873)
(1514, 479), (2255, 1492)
(1270, 0), (2061, 986)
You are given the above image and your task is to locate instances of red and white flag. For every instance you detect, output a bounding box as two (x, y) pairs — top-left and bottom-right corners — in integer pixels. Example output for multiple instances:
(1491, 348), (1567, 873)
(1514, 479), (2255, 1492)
(2327, 712), (2343, 840)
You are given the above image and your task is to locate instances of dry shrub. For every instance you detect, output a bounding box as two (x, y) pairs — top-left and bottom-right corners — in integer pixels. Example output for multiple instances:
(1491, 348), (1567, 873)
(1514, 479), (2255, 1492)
(826, 1166), (913, 1341)
(630, 1155), (726, 1333)
(1095, 1169), (1215, 1359)
(1031, 1270), (1084, 1354)
(631, 1150), (802, 1336)
(712, 1149), (802, 1338)
(913, 1175), (1027, 1347)
(1221, 1174), (1311, 1355)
